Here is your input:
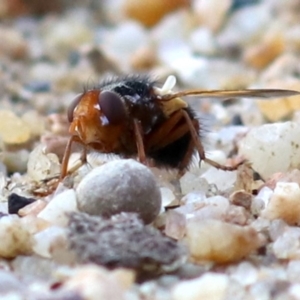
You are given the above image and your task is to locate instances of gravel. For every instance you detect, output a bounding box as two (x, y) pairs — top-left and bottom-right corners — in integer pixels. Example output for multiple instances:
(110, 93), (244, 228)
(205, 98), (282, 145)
(1, 0), (300, 299)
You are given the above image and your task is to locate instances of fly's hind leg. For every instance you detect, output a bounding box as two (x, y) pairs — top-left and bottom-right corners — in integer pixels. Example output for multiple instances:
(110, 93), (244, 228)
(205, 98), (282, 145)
(180, 110), (244, 171)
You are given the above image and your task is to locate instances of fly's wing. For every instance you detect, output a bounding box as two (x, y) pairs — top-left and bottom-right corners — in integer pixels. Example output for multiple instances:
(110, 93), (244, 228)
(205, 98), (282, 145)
(161, 89), (300, 101)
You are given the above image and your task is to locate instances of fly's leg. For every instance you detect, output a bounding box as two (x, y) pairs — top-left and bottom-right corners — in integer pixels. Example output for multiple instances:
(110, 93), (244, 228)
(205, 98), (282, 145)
(60, 135), (86, 180)
(180, 110), (244, 171)
(147, 109), (244, 172)
(133, 119), (147, 164)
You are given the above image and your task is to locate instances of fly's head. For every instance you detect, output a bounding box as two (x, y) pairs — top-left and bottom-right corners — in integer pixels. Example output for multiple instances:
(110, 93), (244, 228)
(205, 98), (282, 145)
(67, 89), (127, 147)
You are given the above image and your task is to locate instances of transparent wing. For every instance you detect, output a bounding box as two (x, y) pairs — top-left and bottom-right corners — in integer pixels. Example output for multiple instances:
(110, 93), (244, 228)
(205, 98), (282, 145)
(161, 89), (300, 101)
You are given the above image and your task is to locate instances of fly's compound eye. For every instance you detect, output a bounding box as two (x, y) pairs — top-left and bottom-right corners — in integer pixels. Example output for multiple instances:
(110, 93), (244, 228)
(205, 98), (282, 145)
(98, 90), (126, 124)
(67, 94), (82, 122)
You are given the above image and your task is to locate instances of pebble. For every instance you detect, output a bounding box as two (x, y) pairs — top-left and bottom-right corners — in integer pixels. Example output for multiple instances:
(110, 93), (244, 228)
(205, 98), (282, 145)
(0, 270), (24, 294)
(0, 26), (28, 59)
(260, 53), (300, 82)
(18, 215), (49, 236)
(130, 45), (157, 71)
(179, 172), (209, 195)
(193, 0), (232, 32)
(27, 145), (61, 182)
(0, 215), (32, 258)
(38, 189), (78, 226)
(62, 265), (135, 300)
(273, 227), (300, 260)
(165, 195), (232, 240)
(229, 190), (253, 210)
(201, 167), (237, 192)
(239, 122), (300, 179)
(151, 10), (192, 45)
(18, 199), (47, 217)
(68, 212), (186, 273)
(186, 219), (263, 263)
(287, 260), (300, 283)
(181, 191), (207, 205)
(172, 272), (229, 300)
(123, 0), (189, 27)
(165, 210), (186, 240)
(243, 30), (285, 69)
(101, 21), (148, 71)
(269, 219), (288, 242)
(43, 17), (93, 61)
(12, 255), (60, 282)
(195, 195), (230, 220)
(225, 205), (248, 225)
(255, 78), (300, 122)
(2, 149), (29, 174)
(0, 110), (31, 145)
(21, 110), (46, 138)
(32, 226), (69, 259)
(217, 3), (272, 48)
(76, 159), (161, 224)
(261, 182), (300, 225)
(190, 27), (217, 56)
(230, 262), (258, 286)
(8, 193), (36, 215)
(160, 187), (176, 208)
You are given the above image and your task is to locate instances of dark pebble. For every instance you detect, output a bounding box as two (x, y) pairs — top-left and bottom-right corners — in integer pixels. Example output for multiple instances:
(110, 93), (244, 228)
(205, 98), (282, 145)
(8, 193), (36, 214)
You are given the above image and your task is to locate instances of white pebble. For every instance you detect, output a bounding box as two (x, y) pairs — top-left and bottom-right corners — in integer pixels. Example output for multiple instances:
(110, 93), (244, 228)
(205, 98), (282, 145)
(102, 21), (148, 71)
(165, 210), (186, 240)
(180, 172), (209, 195)
(172, 273), (229, 300)
(194, 195), (230, 220)
(217, 3), (272, 47)
(38, 189), (78, 226)
(63, 265), (135, 300)
(289, 284), (300, 299)
(239, 122), (300, 179)
(181, 191), (206, 205)
(201, 167), (237, 192)
(256, 186), (273, 207)
(0, 270), (24, 294)
(287, 260), (300, 283)
(160, 187), (176, 208)
(32, 226), (68, 259)
(190, 27), (217, 55)
(273, 227), (300, 259)
(261, 182), (300, 225)
(230, 262), (258, 286)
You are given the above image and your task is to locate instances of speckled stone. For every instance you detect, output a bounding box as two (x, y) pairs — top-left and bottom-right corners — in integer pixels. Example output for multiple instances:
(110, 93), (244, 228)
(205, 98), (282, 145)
(76, 159), (162, 224)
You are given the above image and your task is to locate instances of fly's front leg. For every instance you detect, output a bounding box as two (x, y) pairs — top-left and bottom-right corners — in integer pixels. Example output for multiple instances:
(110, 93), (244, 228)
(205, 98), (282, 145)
(60, 135), (86, 180)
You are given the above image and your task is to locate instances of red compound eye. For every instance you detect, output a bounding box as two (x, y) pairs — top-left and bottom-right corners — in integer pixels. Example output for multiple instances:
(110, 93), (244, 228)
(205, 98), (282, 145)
(98, 90), (126, 124)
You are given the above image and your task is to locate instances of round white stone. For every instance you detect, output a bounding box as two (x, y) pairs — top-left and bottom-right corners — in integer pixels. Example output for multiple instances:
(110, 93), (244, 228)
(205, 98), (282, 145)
(76, 159), (162, 224)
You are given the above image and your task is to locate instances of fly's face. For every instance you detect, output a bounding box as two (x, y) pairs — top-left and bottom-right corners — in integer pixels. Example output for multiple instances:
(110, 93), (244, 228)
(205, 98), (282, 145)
(67, 89), (128, 147)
